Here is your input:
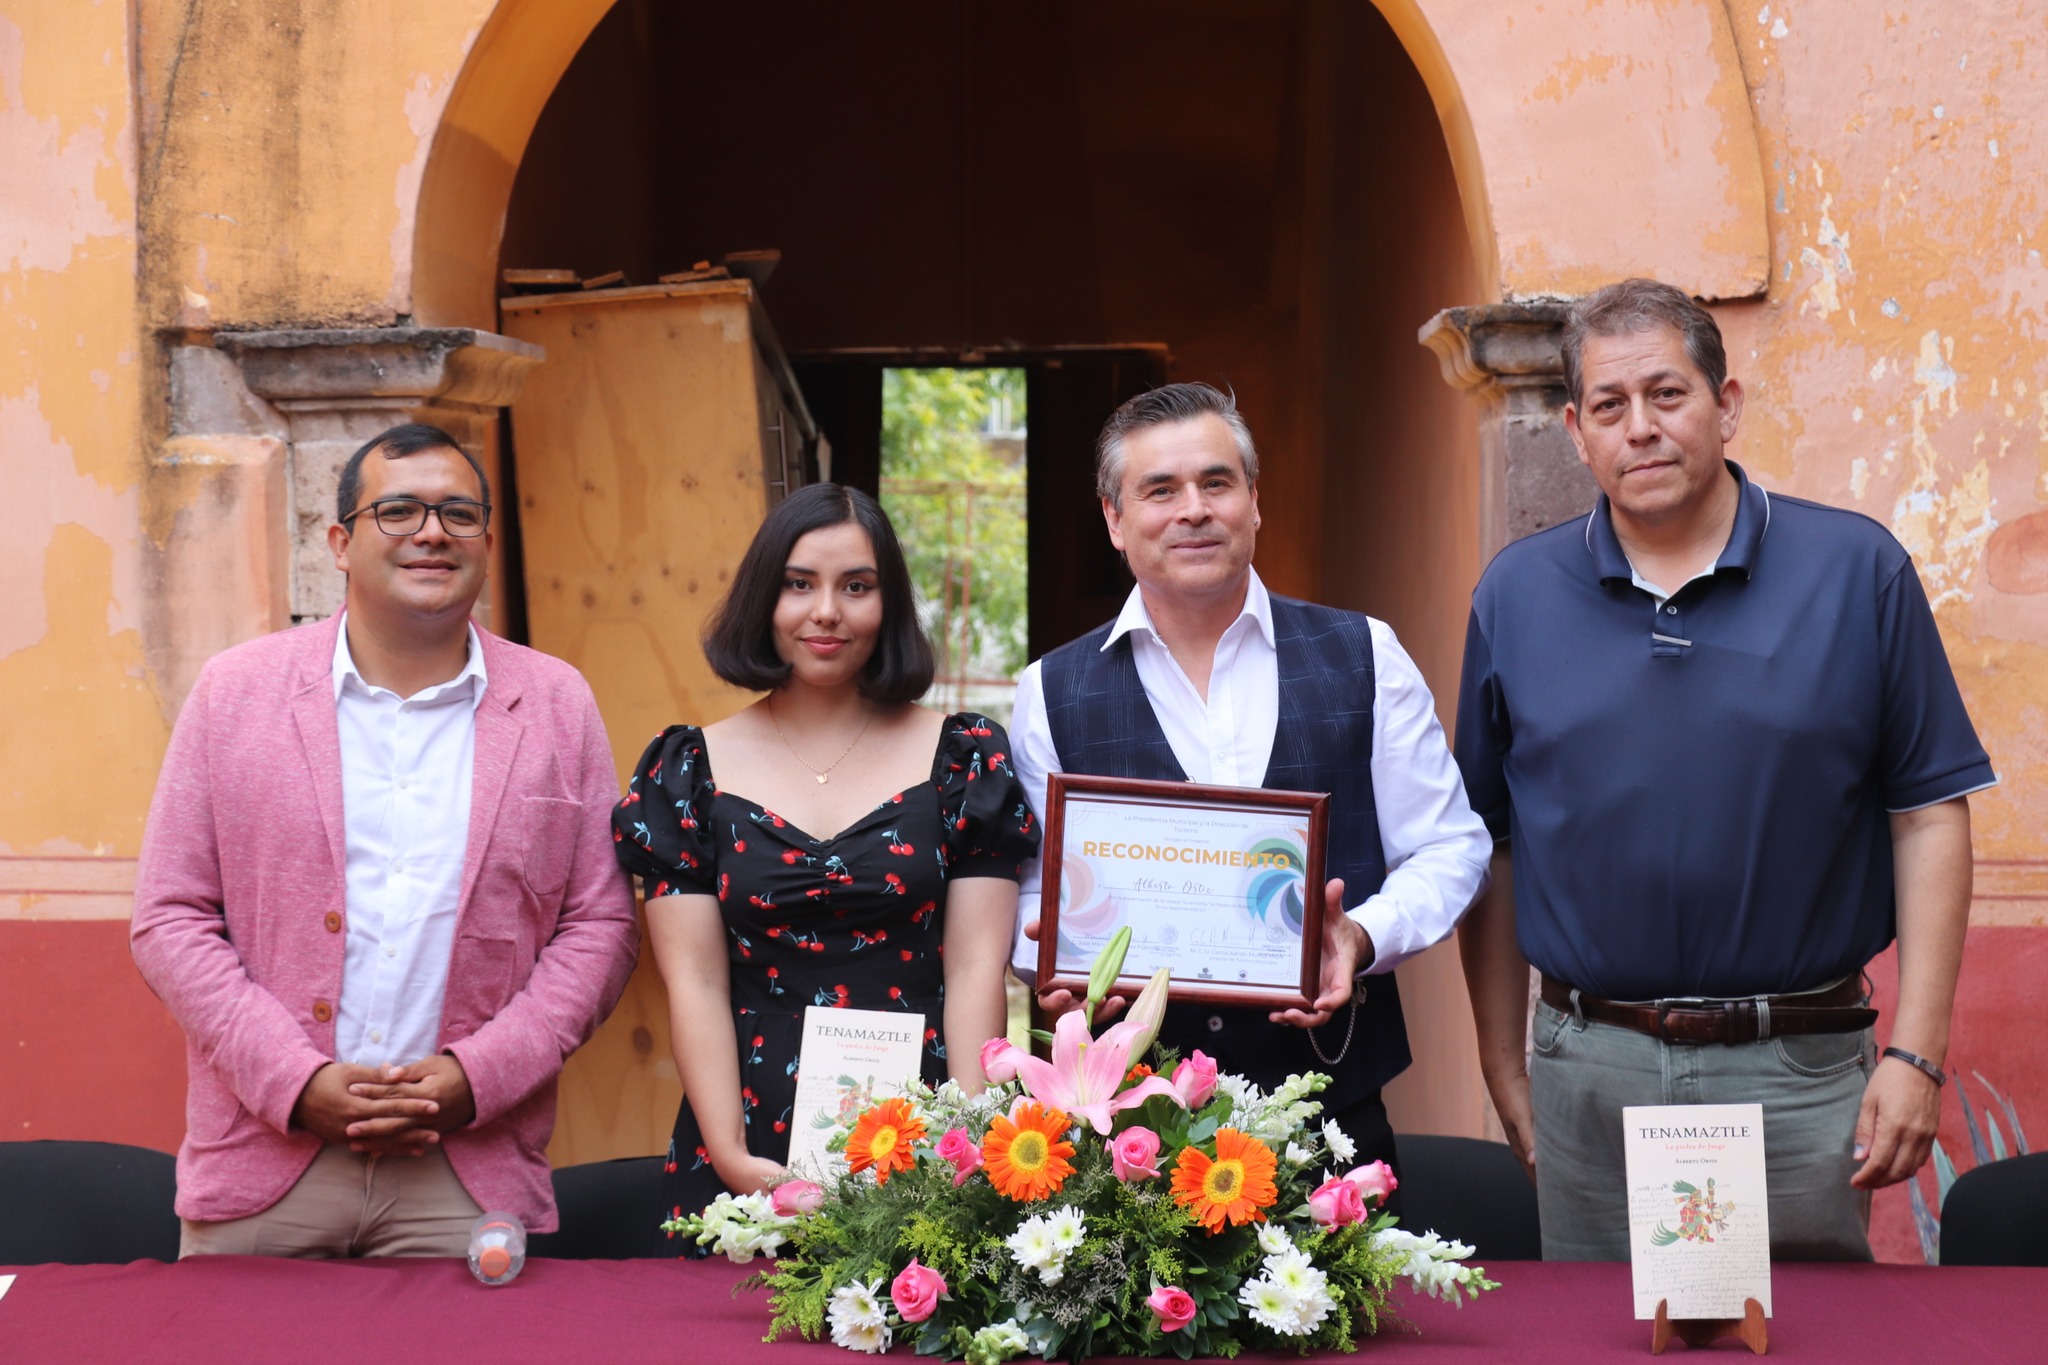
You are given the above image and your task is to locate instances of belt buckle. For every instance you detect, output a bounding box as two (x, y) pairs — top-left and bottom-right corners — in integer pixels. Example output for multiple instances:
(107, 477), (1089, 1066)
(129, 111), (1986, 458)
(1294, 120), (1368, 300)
(1652, 996), (1732, 1044)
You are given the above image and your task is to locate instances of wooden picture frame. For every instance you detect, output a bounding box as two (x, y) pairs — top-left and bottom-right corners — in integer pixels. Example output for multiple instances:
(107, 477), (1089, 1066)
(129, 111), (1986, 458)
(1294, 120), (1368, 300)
(1037, 773), (1329, 1011)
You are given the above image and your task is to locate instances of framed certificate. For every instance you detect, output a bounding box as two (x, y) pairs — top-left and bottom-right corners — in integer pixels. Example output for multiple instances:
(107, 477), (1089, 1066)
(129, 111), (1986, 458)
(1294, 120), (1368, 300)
(1037, 773), (1329, 1010)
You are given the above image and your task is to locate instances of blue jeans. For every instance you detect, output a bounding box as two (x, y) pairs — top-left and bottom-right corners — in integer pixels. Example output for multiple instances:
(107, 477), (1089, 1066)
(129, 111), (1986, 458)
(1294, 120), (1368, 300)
(1529, 1000), (1875, 1262)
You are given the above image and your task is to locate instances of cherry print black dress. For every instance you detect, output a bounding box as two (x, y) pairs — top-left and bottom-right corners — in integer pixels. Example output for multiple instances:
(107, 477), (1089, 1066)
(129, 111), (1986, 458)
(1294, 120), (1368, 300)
(612, 712), (1037, 1253)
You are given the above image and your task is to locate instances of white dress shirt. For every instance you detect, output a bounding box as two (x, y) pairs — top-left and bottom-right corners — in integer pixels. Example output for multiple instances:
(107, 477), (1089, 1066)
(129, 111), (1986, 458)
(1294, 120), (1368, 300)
(332, 616), (487, 1069)
(1009, 571), (1490, 977)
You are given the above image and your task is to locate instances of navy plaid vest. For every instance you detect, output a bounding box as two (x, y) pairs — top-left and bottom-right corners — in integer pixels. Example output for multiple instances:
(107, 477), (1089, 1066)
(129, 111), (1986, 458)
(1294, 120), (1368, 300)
(1041, 595), (1410, 1105)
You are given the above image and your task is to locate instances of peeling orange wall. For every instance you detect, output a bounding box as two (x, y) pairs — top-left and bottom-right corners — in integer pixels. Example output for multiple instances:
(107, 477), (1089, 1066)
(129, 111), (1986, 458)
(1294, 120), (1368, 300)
(1, 3), (156, 859)
(1715, 1), (2047, 890)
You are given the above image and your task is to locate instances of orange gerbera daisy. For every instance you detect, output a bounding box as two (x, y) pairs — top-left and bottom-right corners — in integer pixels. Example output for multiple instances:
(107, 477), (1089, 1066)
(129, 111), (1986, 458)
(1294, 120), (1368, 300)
(1170, 1127), (1279, 1232)
(846, 1097), (925, 1186)
(982, 1101), (1077, 1201)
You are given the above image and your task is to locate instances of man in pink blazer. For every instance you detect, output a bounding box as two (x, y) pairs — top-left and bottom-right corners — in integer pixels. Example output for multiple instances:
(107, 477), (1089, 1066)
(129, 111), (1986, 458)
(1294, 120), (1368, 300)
(133, 423), (638, 1256)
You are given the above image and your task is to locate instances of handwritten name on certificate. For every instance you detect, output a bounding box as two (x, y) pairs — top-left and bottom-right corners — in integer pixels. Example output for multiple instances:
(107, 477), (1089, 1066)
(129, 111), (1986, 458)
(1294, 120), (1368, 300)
(1623, 1103), (1772, 1320)
(785, 1006), (928, 1178)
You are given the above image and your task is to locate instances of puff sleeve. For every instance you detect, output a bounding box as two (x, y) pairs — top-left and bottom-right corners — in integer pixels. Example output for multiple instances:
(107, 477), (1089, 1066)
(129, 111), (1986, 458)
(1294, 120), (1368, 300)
(612, 724), (719, 899)
(933, 713), (1040, 881)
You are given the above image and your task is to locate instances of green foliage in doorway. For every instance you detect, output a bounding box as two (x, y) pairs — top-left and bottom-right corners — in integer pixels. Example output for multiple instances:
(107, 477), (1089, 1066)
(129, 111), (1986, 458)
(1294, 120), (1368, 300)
(880, 369), (1029, 699)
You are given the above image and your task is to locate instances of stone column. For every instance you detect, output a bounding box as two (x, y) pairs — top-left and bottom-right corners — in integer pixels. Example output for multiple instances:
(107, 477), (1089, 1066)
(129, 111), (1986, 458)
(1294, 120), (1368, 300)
(215, 327), (543, 626)
(1418, 302), (1597, 559)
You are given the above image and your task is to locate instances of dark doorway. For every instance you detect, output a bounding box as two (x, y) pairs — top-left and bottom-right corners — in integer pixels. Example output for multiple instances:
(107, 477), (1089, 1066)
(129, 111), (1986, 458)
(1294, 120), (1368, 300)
(793, 346), (1165, 665)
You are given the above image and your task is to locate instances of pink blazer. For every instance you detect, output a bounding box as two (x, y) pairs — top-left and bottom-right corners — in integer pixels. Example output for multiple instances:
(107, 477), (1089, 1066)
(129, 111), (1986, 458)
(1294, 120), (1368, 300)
(132, 614), (638, 1229)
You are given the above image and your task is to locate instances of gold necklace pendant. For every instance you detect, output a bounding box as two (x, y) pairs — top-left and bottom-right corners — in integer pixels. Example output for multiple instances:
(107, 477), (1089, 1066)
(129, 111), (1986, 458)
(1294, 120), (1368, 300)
(767, 696), (875, 785)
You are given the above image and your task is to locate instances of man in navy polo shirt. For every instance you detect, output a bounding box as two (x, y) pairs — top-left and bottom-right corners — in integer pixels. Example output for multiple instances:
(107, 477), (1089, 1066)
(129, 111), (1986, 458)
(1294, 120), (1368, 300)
(1455, 278), (1995, 1261)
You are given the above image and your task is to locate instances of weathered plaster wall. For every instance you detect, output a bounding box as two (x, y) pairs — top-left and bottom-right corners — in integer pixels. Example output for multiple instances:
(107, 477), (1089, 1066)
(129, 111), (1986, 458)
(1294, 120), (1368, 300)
(0, 0), (179, 1145)
(134, 0), (493, 332)
(1710, 0), (2048, 1261)
(1379, 0), (1772, 302)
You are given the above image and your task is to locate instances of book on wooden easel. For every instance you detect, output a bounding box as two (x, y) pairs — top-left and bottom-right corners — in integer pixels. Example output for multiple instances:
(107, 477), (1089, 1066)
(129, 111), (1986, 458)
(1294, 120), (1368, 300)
(1623, 1103), (1772, 1354)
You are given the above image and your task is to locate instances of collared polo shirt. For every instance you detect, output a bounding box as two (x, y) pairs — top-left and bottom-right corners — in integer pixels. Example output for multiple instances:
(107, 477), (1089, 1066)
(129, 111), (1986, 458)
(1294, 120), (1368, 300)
(1454, 461), (1996, 1000)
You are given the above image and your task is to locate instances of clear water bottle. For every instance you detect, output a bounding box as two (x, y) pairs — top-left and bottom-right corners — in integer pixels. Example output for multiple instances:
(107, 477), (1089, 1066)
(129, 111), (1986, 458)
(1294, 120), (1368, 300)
(467, 1211), (526, 1286)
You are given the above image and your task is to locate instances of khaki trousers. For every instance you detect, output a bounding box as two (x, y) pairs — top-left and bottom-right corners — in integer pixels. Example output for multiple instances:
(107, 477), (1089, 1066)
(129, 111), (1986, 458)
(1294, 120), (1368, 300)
(1529, 999), (1875, 1262)
(180, 1144), (482, 1258)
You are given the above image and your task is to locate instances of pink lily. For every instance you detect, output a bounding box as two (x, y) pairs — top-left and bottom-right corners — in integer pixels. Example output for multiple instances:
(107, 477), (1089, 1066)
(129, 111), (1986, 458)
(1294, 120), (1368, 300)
(1011, 1007), (1184, 1135)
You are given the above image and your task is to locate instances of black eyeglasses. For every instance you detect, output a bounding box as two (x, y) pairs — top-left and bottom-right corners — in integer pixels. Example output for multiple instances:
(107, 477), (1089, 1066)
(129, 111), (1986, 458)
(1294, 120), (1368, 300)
(341, 498), (492, 538)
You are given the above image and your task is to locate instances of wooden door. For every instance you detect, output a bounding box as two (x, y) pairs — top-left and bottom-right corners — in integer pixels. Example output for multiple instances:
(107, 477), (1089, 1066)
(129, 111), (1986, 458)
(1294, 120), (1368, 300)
(502, 280), (785, 1167)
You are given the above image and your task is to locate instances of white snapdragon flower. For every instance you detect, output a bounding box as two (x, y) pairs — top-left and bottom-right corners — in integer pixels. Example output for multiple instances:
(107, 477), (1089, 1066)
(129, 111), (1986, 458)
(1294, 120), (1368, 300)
(827, 1278), (892, 1352)
(1322, 1119), (1356, 1164)
(1373, 1228), (1485, 1306)
(965, 1317), (1031, 1365)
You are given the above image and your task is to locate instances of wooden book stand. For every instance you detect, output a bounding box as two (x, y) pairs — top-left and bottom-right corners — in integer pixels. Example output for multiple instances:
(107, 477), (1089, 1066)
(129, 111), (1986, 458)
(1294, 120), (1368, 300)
(1650, 1298), (1768, 1354)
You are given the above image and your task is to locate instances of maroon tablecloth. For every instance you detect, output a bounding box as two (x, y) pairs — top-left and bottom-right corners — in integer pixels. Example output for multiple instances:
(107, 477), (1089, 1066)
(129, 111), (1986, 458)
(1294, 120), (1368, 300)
(1, 1256), (2042, 1363)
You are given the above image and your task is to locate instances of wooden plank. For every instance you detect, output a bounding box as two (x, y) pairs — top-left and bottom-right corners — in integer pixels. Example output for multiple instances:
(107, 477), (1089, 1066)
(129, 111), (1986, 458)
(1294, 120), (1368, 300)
(501, 267), (578, 286)
(579, 270), (627, 290)
(504, 286), (777, 1166)
(501, 278), (753, 314)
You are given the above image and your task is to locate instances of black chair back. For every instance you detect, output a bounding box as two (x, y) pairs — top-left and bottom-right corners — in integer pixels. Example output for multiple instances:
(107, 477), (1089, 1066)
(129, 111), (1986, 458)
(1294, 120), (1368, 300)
(527, 1155), (666, 1259)
(0, 1140), (181, 1264)
(1392, 1133), (1542, 1261)
(1940, 1151), (2048, 1266)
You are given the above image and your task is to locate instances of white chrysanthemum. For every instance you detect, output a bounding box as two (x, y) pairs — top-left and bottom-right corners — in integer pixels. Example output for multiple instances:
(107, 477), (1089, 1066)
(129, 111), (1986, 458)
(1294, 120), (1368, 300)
(827, 1278), (891, 1349)
(831, 1317), (893, 1354)
(1284, 1140), (1314, 1166)
(1267, 1247), (1329, 1299)
(1322, 1119), (1356, 1164)
(1256, 1223), (1294, 1257)
(1045, 1205), (1086, 1252)
(1006, 1219), (1056, 1269)
(1286, 1284), (1336, 1335)
(1240, 1276), (1303, 1335)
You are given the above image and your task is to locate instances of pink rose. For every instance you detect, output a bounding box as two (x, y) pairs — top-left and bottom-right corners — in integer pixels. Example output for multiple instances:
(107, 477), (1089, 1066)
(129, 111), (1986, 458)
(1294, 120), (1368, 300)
(1145, 1285), (1197, 1333)
(935, 1127), (983, 1187)
(1343, 1160), (1399, 1206)
(769, 1179), (824, 1217)
(981, 1036), (1021, 1084)
(1110, 1126), (1163, 1181)
(1307, 1175), (1366, 1228)
(891, 1257), (948, 1323)
(1171, 1051), (1218, 1108)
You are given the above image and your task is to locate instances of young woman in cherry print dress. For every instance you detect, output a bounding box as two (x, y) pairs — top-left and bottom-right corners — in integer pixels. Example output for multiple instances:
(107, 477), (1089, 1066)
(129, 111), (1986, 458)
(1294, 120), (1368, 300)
(612, 484), (1036, 1253)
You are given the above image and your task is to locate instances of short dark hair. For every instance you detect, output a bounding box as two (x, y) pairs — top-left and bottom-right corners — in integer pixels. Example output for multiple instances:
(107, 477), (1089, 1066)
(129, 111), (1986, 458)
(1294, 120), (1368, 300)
(1561, 278), (1729, 409)
(1095, 382), (1259, 511)
(703, 483), (935, 705)
(335, 422), (490, 523)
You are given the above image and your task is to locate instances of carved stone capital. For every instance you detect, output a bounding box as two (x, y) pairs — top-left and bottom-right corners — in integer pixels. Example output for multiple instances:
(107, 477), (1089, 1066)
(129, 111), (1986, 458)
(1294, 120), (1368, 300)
(1418, 301), (1594, 556)
(207, 327), (543, 624)
(215, 327), (544, 409)
(1418, 302), (1570, 394)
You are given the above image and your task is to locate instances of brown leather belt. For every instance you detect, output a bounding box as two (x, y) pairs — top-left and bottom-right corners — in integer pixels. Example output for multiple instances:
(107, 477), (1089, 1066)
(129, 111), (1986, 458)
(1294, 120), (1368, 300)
(1539, 974), (1876, 1045)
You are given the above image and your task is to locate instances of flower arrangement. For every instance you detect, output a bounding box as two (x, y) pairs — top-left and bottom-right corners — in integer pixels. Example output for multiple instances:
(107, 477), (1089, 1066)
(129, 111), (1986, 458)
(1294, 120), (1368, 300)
(665, 933), (1497, 1360)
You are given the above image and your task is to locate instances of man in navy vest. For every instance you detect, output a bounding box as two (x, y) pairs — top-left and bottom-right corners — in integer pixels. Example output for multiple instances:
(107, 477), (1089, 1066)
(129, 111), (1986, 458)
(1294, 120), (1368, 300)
(1008, 382), (1492, 1180)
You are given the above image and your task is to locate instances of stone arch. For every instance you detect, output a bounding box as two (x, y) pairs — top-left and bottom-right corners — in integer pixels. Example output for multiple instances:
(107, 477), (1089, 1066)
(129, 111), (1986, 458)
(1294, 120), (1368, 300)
(410, 1), (1770, 325)
(411, 0), (617, 328)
